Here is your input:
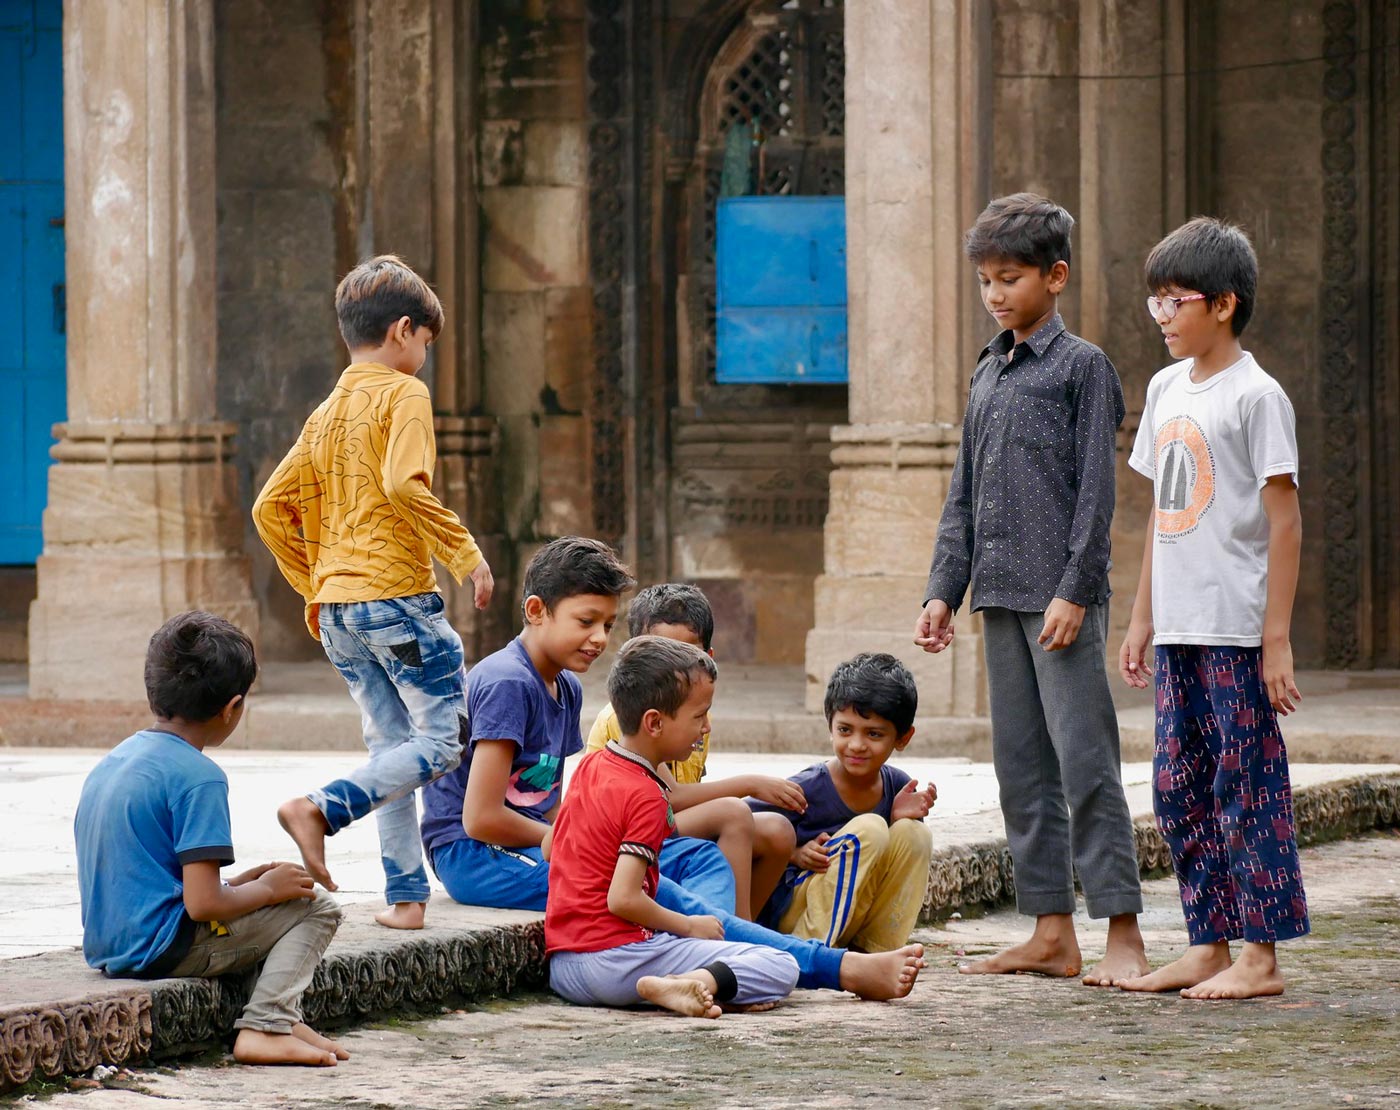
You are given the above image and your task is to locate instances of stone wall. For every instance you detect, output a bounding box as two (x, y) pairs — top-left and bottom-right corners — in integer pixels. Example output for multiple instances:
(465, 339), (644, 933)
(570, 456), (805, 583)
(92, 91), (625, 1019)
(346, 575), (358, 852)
(478, 2), (594, 573)
(214, 0), (353, 662)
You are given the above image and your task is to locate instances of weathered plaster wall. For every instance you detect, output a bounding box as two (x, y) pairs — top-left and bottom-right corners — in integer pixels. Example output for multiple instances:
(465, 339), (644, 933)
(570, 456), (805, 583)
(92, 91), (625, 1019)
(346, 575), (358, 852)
(214, 0), (351, 661)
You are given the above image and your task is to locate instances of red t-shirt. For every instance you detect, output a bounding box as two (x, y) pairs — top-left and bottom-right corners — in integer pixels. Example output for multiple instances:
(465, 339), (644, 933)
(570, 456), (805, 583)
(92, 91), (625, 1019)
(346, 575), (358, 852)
(545, 744), (675, 955)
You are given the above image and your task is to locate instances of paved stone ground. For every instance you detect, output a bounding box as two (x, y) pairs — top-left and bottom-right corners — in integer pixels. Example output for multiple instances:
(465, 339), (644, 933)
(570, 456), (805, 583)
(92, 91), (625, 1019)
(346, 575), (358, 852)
(20, 832), (1399, 1110)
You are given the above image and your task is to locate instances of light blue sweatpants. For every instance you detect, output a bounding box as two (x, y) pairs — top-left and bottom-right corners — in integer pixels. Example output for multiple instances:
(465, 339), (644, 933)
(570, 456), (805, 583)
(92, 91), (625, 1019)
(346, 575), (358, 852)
(549, 933), (800, 1008)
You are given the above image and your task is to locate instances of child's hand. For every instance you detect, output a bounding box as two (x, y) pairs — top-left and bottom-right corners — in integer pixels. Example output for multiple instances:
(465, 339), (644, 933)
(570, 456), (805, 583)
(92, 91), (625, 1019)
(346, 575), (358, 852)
(1262, 637), (1302, 715)
(305, 602), (321, 639)
(891, 780), (937, 822)
(915, 600), (955, 654)
(1038, 598), (1085, 651)
(470, 559), (495, 610)
(256, 862), (317, 905)
(749, 777), (807, 813)
(228, 862), (277, 887)
(539, 825), (554, 861)
(792, 833), (832, 873)
(1118, 620), (1154, 688)
(683, 914), (726, 941)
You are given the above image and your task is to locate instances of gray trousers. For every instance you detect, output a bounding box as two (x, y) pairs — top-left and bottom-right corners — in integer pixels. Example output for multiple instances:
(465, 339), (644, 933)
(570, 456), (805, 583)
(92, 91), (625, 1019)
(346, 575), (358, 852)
(168, 890), (342, 1033)
(982, 603), (1143, 919)
(550, 934), (800, 1008)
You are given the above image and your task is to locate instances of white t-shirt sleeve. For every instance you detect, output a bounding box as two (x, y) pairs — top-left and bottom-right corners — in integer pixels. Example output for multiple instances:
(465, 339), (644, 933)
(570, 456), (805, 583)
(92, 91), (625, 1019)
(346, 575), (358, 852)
(1244, 389), (1299, 488)
(1128, 379), (1158, 479)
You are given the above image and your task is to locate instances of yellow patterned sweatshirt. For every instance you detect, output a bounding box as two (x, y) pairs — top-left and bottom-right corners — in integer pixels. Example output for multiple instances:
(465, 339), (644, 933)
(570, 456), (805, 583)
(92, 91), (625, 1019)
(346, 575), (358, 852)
(252, 362), (483, 639)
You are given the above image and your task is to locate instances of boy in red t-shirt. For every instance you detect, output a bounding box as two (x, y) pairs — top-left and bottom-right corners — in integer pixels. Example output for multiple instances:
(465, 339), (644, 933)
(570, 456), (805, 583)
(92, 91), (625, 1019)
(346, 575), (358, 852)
(544, 637), (800, 1017)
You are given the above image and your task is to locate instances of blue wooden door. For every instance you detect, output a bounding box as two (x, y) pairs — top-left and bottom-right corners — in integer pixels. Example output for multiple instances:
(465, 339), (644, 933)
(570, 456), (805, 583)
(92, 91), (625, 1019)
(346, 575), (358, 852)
(0, 0), (65, 564)
(715, 197), (848, 384)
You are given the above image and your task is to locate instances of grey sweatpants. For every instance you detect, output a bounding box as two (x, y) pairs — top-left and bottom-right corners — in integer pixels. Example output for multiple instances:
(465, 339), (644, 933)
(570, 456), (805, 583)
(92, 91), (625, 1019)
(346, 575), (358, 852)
(549, 933), (800, 1008)
(982, 603), (1143, 919)
(168, 890), (342, 1033)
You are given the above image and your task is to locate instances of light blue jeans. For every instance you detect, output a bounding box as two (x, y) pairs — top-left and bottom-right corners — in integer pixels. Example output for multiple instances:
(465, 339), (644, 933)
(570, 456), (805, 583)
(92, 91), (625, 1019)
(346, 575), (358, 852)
(316, 593), (468, 905)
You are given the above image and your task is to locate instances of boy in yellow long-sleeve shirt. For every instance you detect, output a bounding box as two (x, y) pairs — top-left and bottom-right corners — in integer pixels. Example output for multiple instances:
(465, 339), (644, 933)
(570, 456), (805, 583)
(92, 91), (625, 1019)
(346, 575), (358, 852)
(253, 255), (494, 931)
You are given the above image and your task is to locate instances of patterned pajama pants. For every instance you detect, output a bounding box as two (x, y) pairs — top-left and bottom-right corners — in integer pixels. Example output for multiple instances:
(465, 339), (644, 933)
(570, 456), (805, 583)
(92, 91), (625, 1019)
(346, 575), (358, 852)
(1153, 645), (1309, 946)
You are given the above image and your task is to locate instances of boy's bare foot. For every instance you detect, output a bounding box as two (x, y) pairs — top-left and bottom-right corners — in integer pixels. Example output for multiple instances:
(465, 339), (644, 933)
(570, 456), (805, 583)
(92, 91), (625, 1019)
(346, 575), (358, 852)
(292, 1023), (350, 1060)
(375, 902), (425, 930)
(637, 975), (722, 1018)
(1082, 914), (1150, 987)
(960, 915), (1082, 978)
(1119, 942), (1232, 993)
(839, 944), (926, 1000)
(724, 1000), (778, 1013)
(232, 1028), (337, 1067)
(277, 797), (336, 891)
(1181, 943), (1284, 1000)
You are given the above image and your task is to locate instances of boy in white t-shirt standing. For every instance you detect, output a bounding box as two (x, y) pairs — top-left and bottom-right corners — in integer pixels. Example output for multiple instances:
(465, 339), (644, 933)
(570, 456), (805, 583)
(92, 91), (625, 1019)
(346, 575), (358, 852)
(1117, 217), (1308, 1000)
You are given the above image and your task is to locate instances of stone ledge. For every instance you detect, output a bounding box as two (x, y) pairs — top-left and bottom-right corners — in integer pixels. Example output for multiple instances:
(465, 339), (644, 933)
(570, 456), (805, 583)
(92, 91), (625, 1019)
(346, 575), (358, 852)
(3, 773), (1396, 1094)
(0, 914), (544, 1094)
(920, 772), (1400, 921)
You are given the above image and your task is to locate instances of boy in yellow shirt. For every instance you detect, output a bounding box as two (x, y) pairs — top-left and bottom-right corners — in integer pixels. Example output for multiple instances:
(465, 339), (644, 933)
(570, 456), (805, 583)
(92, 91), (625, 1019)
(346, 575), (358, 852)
(585, 584), (804, 919)
(253, 255), (494, 931)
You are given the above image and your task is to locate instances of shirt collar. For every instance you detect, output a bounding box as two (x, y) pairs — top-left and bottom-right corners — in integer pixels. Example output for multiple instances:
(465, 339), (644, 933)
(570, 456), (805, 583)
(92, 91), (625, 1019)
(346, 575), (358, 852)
(981, 312), (1066, 361)
(604, 740), (670, 791)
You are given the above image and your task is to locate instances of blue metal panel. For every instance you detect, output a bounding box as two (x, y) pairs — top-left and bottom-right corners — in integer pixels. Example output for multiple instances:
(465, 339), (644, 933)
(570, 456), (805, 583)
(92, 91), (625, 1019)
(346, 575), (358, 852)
(716, 196), (847, 383)
(0, 0), (65, 564)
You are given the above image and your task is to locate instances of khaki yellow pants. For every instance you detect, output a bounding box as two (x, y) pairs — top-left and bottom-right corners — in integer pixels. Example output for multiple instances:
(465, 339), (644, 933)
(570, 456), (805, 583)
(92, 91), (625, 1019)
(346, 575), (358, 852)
(778, 814), (932, 952)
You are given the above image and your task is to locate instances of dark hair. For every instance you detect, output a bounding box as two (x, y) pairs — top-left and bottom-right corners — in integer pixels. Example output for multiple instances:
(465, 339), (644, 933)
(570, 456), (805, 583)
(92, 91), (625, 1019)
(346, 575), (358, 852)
(334, 254), (445, 348)
(1144, 216), (1258, 336)
(145, 611), (257, 722)
(964, 192), (1074, 273)
(626, 583), (715, 651)
(522, 536), (635, 615)
(823, 652), (918, 736)
(607, 635), (718, 737)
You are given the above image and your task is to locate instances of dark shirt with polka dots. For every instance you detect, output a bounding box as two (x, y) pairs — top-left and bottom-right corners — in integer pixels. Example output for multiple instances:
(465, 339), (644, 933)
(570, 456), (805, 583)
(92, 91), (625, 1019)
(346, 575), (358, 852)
(925, 313), (1125, 614)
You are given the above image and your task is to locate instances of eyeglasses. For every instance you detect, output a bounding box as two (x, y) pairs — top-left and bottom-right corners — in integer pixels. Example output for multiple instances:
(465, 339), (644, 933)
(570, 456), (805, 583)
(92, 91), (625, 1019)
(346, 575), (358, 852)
(1146, 293), (1208, 321)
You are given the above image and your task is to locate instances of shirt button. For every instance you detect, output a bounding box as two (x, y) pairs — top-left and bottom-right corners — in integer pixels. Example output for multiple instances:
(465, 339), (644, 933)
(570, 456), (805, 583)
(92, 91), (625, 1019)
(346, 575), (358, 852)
(984, 541), (994, 549)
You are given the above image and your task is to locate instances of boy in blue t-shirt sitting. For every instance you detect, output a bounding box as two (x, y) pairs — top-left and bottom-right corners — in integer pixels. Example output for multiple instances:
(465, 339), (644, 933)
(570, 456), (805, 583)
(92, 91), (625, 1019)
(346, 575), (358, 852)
(750, 654), (936, 951)
(74, 612), (346, 1068)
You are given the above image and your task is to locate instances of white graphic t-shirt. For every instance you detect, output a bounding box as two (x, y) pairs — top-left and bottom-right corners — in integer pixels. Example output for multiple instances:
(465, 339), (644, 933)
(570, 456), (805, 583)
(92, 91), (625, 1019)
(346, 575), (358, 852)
(1128, 353), (1298, 646)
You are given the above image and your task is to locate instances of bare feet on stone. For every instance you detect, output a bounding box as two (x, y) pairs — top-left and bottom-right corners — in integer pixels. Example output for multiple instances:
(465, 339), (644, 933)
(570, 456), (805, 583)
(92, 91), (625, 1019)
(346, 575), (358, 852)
(375, 902), (426, 930)
(233, 1029), (337, 1067)
(292, 1023), (350, 1061)
(839, 944), (926, 1000)
(277, 797), (336, 891)
(1119, 942), (1232, 993)
(637, 975), (722, 1018)
(959, 913), (1081, 978)
(1182, 943), (1284, 1000)
(1082, 915), (1150, 987)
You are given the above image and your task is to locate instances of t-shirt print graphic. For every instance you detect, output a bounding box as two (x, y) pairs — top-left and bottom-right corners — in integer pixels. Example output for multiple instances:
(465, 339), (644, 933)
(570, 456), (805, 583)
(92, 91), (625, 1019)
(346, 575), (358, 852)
(1154, 415), (1215, 538)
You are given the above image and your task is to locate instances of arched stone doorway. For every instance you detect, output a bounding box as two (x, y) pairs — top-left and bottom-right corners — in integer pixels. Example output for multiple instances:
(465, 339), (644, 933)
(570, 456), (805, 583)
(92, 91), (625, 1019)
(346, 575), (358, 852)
(659, 0), (848, 663)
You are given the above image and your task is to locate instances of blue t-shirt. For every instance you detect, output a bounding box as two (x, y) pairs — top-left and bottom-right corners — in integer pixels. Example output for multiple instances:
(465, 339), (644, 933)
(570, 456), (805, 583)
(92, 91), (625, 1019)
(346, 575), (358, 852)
(748, 761), (912, 928)
(73, 730), (235, 976)
(420, 636), (584, 855)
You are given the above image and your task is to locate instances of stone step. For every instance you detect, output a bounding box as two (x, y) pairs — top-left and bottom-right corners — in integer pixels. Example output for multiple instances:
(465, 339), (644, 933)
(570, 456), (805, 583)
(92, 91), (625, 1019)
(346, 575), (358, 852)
(2, 768), (1396, 1094)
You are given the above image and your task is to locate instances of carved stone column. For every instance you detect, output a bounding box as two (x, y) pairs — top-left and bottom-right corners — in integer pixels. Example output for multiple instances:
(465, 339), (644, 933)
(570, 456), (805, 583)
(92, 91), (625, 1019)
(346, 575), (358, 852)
(804, 0), (989, 716)
(30, 0), (256, 699)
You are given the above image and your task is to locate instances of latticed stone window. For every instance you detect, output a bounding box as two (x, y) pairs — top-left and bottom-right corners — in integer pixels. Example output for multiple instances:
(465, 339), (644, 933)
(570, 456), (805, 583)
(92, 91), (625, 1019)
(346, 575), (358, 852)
(686, 0), (845, 387)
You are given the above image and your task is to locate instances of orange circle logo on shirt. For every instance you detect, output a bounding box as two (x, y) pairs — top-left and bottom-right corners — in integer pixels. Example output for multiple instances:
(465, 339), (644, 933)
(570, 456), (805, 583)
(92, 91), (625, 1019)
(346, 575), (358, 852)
(1153, 415), (1215, 536)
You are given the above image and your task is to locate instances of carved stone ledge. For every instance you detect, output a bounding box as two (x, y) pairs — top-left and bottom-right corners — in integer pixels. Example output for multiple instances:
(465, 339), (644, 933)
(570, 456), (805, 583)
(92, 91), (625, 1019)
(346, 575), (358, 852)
(0, 921), (545, 1094)
(917, 773), (1400, 922)
(49, 422), (240, 466)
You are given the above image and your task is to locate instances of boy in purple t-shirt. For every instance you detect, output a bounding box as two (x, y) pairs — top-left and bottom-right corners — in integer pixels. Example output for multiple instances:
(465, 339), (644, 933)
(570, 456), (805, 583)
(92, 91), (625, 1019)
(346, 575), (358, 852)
(750, 654), (936, 951)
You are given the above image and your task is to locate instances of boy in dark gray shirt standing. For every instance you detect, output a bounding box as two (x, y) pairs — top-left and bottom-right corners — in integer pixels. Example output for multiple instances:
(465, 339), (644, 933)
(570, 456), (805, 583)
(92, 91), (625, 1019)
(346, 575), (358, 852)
(914, 193), (1148, 987)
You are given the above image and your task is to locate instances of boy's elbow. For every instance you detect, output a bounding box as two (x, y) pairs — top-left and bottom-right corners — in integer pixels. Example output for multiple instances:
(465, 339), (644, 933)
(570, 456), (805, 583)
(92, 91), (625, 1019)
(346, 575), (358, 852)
(182, 892), (217, 923)
(606, 887), (633, 918)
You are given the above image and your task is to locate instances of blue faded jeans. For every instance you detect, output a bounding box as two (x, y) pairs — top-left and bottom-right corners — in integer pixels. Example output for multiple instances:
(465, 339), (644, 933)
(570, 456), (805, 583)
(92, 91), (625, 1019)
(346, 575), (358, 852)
(315, 593), (468, 905)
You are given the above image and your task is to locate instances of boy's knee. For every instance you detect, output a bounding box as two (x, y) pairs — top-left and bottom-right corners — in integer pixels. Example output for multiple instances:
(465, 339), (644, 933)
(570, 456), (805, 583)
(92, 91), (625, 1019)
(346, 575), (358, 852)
(839, 813), (890, 852)
(754, 812), (796, 856)
(891, 817), (933, 859)
(308, 889), (344, 930)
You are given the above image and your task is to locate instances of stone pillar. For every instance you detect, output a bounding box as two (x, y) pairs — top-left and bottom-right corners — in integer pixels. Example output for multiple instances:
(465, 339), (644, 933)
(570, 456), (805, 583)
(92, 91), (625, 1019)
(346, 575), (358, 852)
(804, 0), (990, 716)
(29, 0), (256, 700)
